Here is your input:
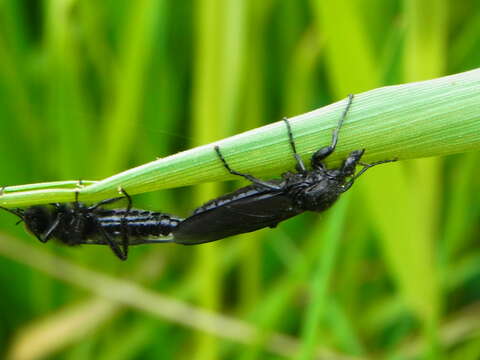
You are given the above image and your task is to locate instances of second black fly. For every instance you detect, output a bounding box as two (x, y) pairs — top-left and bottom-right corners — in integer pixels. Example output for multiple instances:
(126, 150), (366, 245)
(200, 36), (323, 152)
(171, 94), (395, 244)
(0, 190), (182, 260)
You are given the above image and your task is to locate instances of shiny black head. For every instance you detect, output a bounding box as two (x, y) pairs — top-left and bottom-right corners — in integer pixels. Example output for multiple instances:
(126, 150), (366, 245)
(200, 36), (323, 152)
(0, 204), (69, 243)
(22, 206), (56, 240)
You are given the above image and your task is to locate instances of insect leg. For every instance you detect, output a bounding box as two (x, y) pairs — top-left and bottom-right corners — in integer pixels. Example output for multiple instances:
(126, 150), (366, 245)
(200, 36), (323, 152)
(311, 94), (354, 167)
(73, 191), (80, 213)
(214, 146), (283, 191)
(118, 187), (132, 259)
(98, 223), (127, 260)
(342, 158), (397, 192)
(282, 117), (307, 173)
(39, 210), (64, 243)
(87, 195), (125, 211)
(69, 191), (87, 236)
(119, 188), (132, 209)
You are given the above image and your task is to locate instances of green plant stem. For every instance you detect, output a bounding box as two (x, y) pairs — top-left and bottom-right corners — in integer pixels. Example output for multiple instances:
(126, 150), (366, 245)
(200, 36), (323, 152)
(0, 181), (97, 194)
(1, 69), (480, 207)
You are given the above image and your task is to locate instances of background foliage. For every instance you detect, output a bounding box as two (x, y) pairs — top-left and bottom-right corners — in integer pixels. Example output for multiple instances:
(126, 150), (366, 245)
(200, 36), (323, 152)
(0, 0), (479, 359)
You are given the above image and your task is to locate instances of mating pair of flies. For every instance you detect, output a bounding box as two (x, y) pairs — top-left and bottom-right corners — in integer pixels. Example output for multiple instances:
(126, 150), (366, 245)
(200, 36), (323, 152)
(0, 95), (395, 260)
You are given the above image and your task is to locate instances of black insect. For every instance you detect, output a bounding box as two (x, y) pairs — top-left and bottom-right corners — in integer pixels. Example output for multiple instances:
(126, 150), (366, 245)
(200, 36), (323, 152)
(172, 94), (396, 244)
(0, 190), (182, 260)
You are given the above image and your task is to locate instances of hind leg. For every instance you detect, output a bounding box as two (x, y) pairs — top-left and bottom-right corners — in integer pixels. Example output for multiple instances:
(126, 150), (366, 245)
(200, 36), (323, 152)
(214, 146), (282, 191)
(118, 188), (132, 259)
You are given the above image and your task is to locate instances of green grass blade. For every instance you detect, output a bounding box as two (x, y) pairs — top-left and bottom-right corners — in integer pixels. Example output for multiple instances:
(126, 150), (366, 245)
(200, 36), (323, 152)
(1, 69), (479, 207)
(96, 0), (165, 176)
(310, 0), (380, 95)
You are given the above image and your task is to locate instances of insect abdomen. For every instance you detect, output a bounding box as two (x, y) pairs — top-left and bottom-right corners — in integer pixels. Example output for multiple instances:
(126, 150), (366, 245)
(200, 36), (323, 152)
(98, 209), (183, 237)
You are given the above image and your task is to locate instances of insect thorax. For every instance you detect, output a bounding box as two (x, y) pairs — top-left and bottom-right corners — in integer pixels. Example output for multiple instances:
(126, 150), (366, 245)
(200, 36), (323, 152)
(290, 171), (345, 212)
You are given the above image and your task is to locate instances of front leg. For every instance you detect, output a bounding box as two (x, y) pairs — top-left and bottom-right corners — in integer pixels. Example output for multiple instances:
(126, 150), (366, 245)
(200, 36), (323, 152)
(119, 188), (132, 260)
(39, 210), (63, 243)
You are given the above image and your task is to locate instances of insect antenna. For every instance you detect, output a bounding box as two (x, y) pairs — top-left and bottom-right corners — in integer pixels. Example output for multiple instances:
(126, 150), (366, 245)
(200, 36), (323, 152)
(0, 206), (25, 224)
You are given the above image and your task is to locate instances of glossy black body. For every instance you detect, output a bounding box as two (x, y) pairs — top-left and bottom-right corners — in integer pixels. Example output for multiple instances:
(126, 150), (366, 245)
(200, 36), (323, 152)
(173, 180), (302, 244)
(173, 95), (395, 244)
(1, 196), (182, 260)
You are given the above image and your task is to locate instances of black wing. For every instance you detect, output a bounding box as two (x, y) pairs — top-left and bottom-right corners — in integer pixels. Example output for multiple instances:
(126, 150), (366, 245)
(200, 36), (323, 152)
(173, 189), (302, 245)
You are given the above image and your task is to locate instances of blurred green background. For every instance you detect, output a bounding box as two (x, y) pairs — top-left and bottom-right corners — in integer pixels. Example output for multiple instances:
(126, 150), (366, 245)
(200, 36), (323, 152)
(0, 0), (480, 359)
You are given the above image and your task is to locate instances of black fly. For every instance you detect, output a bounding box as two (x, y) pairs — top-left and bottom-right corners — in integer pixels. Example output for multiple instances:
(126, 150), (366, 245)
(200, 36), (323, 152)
(172, 94), (396, 244)
(0, 190), (182, 260)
